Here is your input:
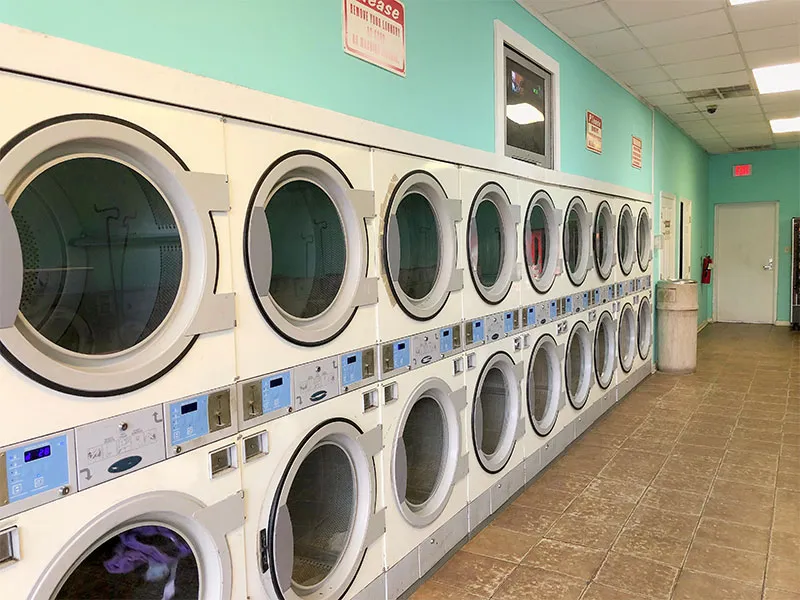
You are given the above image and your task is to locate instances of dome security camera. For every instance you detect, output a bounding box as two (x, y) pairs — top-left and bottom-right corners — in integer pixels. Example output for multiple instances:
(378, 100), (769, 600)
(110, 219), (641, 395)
(706, 105), (718, 115)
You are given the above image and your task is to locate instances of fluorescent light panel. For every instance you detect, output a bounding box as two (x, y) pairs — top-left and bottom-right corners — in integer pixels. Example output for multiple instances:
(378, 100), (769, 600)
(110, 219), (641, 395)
(506, 103), (544, 125)
(729, 0), (769, 5)
(771, 117), (800, 133)
(753, 62), (800, 94)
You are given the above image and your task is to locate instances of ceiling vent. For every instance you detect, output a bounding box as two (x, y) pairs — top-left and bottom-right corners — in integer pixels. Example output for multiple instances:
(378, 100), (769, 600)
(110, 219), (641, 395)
(733, 144), (773, 152)
(685, 84), (754, 103)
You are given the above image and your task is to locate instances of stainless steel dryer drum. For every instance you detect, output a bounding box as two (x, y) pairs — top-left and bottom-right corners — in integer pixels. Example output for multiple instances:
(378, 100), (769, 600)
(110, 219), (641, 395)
(467, 183), (519, 306)
(638, 296), (653, 360)
(471, 352), (521, 474)
(593, 201), (615, 281)
(383, 171), (461, 321)
(562, 196), (591, 287)
(244, 152), (374, 345)
(527, 334), (563, 437)
(617, 204), (636, 277)
(594, 310), (617, 389)
(618, 302), (637, 373)
(523, 190), (560, 294)
(636, 207), (653, 272)
(565, 321), (592, 410)
(0, 115), (231, 397)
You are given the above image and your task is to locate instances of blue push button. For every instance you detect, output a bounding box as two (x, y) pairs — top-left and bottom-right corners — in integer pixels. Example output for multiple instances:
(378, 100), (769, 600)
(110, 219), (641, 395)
(342, 351), (364, 387)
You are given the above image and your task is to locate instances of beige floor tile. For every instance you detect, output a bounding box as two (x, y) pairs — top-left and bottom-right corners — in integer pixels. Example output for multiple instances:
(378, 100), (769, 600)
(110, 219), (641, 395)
(704, 492), (774, 529)
(640, 486), (706, 515)
(598, 450), (666, 483)
(462, 525), (539, 564)
(532, 467), (594, 494)
(582, 477), (648, 503)
(430, 552), (515, 597)
(727, 436), (782, 455)
(774, 489), (800, 534)
(717, 461), (778, 487)
(673, 570), (762, 600)
(694, 517), (770, 554)
(784, 433), (800, 446)
(661, 454), (720, 478)
(777, 470), (800, 491)
(563, 494), (636, 526)
(612, 523), (691, 566)
(581, 582), (654, 600)
(737, 419), (784, 434)
(555, 445), (619, 476)
(764, 590), (800, 600)
(515, 484), (578, 513)
(771, 531), (800, 562)
(650, 469), (715, 495)
(685, 540), (766, 585)
(621, 436), (675, 455)
(711, 479), (775, 506)
(629, 505), (699, 539)
(410, 580), (484, 600)
(767, 556), (800, 593)
(580, 432), (629, 449)
(521, 538), (605, 579)
(683, 421), (735, 438)
(546, 513), (623, 551)
(493, 504), (561, 536)
(724, 448), (780, 471)
(595, 552), (678, 600)
(490, 565), (586, 600)
(674, 438), (728, 456)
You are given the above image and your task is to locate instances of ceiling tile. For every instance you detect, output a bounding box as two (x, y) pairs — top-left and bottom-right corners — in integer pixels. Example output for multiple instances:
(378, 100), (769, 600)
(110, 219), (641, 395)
(759, 90), (800, 108)
(730, 1), (800, 32)
(521, 0), (599, 14)
(763, 105), (800, 120)
(746, 46), (800, 69)
(616, 66), (670, 85)
(606, 0), (723, 27)
(714, 123), (771, 136)
(692, 96), (761, 115)
(650, 92), (690, 106)
(675, 71), (751, 92)
(662, 102), (701, 115)
(722, 133), (775, 145)
(663, 54), (746, 79)
(629, 10), (731, 47)
(738, 24), (800, 52)
(599, 49), (657, 72)
(704, 143), (733, 154)
(680, 121), (719, 135)
(649, 34), (739, 65)
(633, 80), (680, 96)
(708, 114), (768, 128)
(573, 28), (642, 56)
(775, 141), (800, 149)
(671, 112), (708, 122)
(544, 2), (623, 37)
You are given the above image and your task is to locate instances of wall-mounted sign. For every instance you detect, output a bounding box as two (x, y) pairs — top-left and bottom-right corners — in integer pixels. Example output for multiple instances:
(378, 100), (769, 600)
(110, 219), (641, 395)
(733, 164), (752, 177)
(343, 0), (406, 77)
(632, 136), (643, 169)
(586, 111), (602, 154)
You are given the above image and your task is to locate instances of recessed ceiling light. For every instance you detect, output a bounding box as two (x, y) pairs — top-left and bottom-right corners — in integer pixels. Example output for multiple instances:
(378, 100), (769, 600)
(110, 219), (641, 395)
(771, 117), (800, 133)
(753, 62), (800, 94)
(506, 103), (545, 125)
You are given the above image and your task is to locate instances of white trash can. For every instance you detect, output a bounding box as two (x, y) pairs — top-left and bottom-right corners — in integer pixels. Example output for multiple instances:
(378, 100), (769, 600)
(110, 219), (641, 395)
(656, 279), (698, 373)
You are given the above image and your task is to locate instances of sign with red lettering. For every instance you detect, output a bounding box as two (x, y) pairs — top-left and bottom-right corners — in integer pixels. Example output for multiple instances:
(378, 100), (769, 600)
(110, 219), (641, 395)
(632, 136), (643, 169)
(586, 111), (603, 154)
(343, 0), (406, 77)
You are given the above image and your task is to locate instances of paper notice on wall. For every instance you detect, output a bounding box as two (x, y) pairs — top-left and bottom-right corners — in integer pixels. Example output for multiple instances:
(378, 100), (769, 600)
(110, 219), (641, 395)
(586, 111), (603, 154)
(343, 0), (406, 77)
(632, 136), (643, 169)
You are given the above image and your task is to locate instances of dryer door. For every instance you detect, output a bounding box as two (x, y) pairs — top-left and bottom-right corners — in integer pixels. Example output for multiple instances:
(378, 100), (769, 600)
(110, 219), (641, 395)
(637, 208), (653, 272)
(563, 196), (591, 287)
(593, 201), (615, 281)
(594, 310), (617, 389)
(638, 296), (653, 360)
(619, 303), (637, 373)
(618, 204), (635, 276)
(524, 190), (561, 294)
(527, 334), (564, 436)
(0, 116), (233, 396)
(264, 420), (382, 600)
(30, 491), (244, 600)
(565, 321), (593, 410)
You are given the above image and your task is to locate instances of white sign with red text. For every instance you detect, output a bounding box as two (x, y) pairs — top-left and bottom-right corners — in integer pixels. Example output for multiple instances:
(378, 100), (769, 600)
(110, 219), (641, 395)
(586, 111), (603, 154)
(343, 0), (406, 77)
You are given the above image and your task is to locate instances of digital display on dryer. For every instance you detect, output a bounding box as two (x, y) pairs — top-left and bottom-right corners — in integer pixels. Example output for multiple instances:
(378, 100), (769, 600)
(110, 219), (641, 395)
(24, 445), (51, 463)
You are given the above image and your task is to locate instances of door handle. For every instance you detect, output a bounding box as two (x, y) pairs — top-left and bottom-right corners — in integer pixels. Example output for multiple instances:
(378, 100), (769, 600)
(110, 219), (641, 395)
(763, 258), (774, 271)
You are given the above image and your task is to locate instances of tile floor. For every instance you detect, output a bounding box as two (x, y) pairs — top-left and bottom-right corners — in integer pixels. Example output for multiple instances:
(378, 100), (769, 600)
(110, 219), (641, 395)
(410, 324), (800, 600)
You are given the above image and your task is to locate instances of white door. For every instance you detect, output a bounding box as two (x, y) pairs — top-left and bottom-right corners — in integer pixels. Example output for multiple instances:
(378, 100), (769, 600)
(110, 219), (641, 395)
(680, 198), (692, 279)
(659, 193), (676, 280)
(715, 202), (777, 324)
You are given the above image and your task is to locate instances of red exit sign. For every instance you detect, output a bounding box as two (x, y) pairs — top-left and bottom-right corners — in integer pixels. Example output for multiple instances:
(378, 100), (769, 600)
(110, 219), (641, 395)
(733, 164), (752, 177)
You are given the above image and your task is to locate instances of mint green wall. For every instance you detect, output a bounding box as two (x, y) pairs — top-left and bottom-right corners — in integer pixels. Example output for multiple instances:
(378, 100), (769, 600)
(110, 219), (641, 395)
(653, 112), (711, 325)
(708, 149), (800, 322)
(0, 0), (653, 193)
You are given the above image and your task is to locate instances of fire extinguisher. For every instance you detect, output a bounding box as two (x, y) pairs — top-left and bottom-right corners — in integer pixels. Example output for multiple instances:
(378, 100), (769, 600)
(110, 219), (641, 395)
(702, 255), (713, 284)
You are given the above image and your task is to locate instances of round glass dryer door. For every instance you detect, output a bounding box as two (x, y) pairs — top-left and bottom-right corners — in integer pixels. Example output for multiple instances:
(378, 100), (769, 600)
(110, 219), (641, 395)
(467, 183), (519, 304)
(563, 197), (591, 286)
(472, 352), (521, 474)
(637, 208), (652, 271)
(593, 201), (614, 281)
(618, 303), (636, 373)
(524, 190), (559, 294)
(594, 311), (617, 389)
(565, 321), (592, 410)
(0, 116), (231, 395)
(384, 172), (461, 321)
(393, 379), (462, 527)
(30, 492), (240, 600)
(266, 421), (379, 600)
(638, 296), (653, 360)
(245, 153), (375, 345)
(617, 205), (635, 276)
(527, 334), (562, 437)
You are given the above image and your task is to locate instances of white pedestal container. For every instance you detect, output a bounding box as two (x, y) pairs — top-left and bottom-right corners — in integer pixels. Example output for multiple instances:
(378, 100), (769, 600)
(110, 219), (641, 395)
(656, 280), (698, 373)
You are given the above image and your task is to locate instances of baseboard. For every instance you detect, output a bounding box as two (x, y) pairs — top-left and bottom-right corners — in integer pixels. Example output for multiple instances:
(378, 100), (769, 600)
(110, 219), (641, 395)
(697, 319), (711, 333)
(775, 321), (791, 327)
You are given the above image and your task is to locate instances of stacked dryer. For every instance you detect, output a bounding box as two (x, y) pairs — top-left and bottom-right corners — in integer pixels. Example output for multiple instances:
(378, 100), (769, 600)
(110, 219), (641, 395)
(224, 121), (386, 600)
(0, 72), (246, 600)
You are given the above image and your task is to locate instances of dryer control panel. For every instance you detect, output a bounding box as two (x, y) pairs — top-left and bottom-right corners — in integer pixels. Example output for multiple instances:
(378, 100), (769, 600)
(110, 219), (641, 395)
(242, 371), (292, 424)
(293, 357), (340, 411)
(381, 338), (411, 376)
(465, 318), (485, 347)
(165, 387), (235, 457)
(341, 346), (378, 391)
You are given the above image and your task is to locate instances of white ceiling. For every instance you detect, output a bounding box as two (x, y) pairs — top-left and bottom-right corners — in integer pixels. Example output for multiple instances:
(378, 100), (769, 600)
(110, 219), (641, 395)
(518, 0), (800, 154)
